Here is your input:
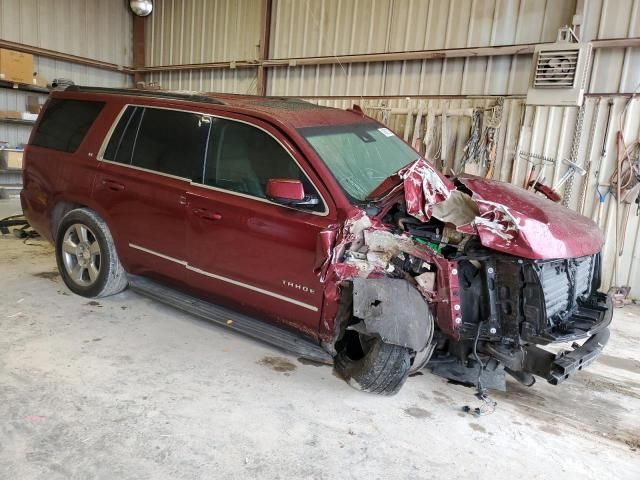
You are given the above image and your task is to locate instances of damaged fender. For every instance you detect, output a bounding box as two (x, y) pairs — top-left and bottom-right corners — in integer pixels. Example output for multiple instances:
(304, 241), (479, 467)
(351, 278), (433, 352)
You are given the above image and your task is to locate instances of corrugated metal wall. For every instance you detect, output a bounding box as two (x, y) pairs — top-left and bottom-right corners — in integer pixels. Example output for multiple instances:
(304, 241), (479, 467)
(268, 0), (573, 97)
(141, 0), (640, 296)
(0, 0), (132, 146)
(145, 0), (261, 92)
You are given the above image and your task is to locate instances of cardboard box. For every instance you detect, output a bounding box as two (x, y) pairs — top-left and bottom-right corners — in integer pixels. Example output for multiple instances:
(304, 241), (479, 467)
(0, 149), (23, 170)
(0, 49), (34, 85)
(26, 95), (42, 114)
(0, 111), (23, 120)
(34, 73), (48, 88)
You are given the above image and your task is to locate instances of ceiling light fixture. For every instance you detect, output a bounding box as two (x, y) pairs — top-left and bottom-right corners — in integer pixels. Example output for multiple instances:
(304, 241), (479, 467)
(130, 0), (153, 16)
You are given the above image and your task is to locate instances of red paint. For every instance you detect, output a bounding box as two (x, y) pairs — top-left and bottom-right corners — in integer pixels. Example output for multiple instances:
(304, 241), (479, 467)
(22, 89), (606, 353)
(458, 176), (604, 259)
(399, 158), (454, 221)
(266, 178), (305, 201)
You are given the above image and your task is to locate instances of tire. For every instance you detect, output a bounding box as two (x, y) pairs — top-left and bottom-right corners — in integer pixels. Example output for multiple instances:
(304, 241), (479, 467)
(335, 335), (411, 396)
(55, 208), (128, 298)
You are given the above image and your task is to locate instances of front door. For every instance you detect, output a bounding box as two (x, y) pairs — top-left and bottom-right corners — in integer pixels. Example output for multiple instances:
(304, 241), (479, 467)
(185, 115), (335, 338)
(94, 105), (210, 285)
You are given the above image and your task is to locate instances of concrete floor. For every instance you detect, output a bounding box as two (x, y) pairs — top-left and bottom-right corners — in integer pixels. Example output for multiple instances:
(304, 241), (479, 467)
(1, 197), (639, 479)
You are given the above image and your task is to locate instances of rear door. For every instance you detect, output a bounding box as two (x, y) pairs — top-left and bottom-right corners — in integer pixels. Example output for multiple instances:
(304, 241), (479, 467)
(185, 115), (335, 338)
(94, 105), (210, 284)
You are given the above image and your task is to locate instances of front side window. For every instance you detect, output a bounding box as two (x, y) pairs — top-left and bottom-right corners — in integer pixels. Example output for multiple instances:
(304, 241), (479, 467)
(298, 123), (419, 201)
(103, 106), (210, 179)
(31, 99), (105, 153)
(199, 118), (323, 211)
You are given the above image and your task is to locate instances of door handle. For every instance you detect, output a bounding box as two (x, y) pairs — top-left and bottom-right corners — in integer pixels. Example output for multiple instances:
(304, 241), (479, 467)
(102, 179), (125, 191)
(192, 208), (222, 221)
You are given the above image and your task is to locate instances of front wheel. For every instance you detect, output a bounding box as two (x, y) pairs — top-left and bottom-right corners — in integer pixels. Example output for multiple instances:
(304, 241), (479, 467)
(55, 208), (128, 298)
(335, 331), (411, 395)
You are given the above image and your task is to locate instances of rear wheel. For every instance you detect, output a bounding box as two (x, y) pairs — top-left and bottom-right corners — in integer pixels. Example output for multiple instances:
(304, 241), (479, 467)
(55, 208), (127, 298)
(335, 330), (411, 395)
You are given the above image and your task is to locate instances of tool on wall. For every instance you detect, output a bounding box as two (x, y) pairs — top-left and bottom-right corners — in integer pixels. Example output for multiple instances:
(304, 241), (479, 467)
(482, 97), (503, 180)
(577, 98), (602, 213)
(458, 99), (504, 179)
(586, 99), (615, 219)
(526, 157), (586, 203)
(561, 101), (586, 207)
(610, 131), (640, 254)
(520, 151), (557, 191)
(608, 86), (639, 307)
(593, 184), (612, 226)
(554, 159), (587, 192)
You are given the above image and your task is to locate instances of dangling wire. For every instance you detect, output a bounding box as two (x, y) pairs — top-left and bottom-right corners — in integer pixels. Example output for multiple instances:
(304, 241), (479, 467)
(469, 320), (497, 416)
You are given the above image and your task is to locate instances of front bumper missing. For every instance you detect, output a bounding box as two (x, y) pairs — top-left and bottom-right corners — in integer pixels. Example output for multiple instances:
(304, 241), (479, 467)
(524, 325), (610, 385)
(486, 293), (613, 385)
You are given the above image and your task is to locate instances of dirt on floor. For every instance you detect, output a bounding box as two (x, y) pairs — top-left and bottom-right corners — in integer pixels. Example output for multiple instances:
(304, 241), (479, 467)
(1, 198), (639, 479)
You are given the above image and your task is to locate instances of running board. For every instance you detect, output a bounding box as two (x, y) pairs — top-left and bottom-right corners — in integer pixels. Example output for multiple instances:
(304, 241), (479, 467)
(128, 275), (334, 364)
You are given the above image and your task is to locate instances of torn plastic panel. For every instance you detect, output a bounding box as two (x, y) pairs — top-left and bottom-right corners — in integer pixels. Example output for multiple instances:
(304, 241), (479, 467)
(351, 278), (433, 352)
(316, 208), (462, 344)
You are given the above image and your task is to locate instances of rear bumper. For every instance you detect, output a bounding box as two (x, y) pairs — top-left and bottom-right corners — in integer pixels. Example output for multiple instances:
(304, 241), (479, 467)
(485, 292), (612, 385)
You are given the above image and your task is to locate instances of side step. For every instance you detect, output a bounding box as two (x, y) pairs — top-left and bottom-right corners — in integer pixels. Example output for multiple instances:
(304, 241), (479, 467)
(128, 275), (334, 364)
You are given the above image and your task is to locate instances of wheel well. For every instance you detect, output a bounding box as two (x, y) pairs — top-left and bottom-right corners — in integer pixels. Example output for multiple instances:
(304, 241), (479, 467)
(51, 201), (83, 238)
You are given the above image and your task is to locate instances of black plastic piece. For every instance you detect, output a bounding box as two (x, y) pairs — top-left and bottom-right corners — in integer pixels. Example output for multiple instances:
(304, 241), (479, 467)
(546, 323), (611, 385)
(64, 85), (227, 105)
(128, 274), (333, 364)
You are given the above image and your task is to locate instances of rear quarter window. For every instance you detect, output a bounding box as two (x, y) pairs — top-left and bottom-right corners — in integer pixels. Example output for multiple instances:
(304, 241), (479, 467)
(31, 99), (105, 153)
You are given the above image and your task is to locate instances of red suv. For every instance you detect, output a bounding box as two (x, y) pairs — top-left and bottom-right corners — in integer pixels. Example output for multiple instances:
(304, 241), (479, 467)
(22, 86), (612, 395)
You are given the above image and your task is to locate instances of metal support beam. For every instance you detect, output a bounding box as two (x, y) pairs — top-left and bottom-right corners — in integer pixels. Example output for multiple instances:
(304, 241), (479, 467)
(132, 15), (146, 86)
(1, 35), (637, 86)
(134, 37), (640, 75)
(256, 0), (273, 96)
(0, 39), (134, 75)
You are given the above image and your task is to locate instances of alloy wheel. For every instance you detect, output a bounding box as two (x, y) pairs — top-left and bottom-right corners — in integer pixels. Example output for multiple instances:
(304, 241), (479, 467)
(61, 223), (102, 287)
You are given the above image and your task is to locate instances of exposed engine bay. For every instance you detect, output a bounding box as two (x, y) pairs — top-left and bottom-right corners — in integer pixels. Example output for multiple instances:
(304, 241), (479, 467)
(319, 159), (613, 390)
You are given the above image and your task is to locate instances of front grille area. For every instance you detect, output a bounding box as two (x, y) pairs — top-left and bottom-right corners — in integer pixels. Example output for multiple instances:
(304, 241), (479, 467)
(493, 253), (599, 344)
(537, 255), (595, 321)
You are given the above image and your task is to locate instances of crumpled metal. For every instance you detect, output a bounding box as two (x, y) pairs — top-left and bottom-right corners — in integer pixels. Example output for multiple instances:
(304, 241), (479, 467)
(398, 158), (454, 222)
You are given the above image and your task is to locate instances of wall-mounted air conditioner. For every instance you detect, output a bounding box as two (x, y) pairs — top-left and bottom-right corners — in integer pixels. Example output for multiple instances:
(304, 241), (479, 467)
(526, 28), (592, 107)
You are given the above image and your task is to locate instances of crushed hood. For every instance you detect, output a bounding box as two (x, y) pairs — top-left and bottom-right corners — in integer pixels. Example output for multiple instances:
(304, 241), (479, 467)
(453, 176), (604, 260)
(390, 159), (604, 260)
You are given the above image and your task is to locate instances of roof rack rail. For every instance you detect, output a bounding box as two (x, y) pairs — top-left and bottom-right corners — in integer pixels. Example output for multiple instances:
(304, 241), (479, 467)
(64, 85), (227, 105)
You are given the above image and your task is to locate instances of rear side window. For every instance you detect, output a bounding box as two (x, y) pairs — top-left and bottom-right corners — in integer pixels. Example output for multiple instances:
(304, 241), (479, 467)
(103, 106), (143, 164)
(31, 99), (105, 153)
(103, 106), (210, 179)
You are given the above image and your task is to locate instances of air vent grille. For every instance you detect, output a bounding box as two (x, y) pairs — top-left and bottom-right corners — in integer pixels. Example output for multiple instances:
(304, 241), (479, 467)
(534, 50), (579, 88)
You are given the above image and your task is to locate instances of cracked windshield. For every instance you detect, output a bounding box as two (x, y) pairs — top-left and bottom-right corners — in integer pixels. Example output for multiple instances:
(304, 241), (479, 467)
(299, 123), (419, 200)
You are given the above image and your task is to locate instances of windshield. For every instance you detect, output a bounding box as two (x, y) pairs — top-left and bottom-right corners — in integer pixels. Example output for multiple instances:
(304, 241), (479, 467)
(298, 122), (418, 201)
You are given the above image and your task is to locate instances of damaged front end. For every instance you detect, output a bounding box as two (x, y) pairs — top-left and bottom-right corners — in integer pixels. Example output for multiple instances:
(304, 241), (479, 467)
(321, 158), (612, 390)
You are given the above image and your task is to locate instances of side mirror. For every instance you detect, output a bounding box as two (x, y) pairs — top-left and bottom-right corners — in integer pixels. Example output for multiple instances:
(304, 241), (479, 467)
(266, 178), (320, 209)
